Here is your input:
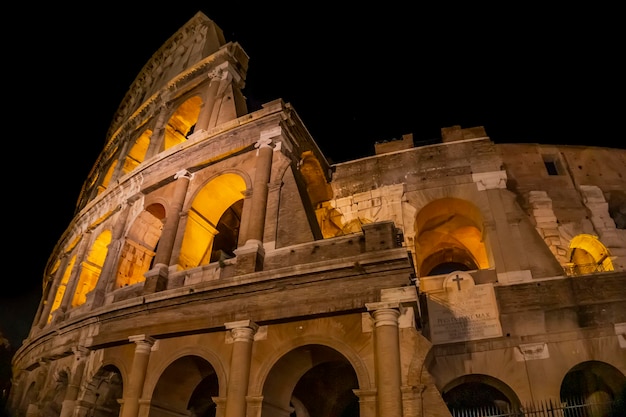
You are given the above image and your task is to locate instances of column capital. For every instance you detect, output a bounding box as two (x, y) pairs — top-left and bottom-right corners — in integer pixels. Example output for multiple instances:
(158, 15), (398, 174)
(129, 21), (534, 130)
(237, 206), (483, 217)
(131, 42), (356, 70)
(225, 319), (259, 331)
(174, 169), (194, 180)
(71, 346), (90, 359)
(128, 334), (156, 353)
(365, 303), (402, 327)
(257, 126), (282, 147)
(225, 320), (259, 343)
(365, 301), (401, 311)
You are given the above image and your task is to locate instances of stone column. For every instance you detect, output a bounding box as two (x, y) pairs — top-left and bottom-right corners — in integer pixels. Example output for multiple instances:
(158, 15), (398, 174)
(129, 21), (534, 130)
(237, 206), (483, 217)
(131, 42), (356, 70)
(367, 302), (403, 417)
(144, 170), (192, 293)
(37, 252), (71, 328)
(353, 388), (377, 417)
(120, 335), (155, 417)
(90, 203), (132, 307)
(224, 320), (258, 417)
(192, 65), (225, 134)
(235, 128), (281, 273)
(59, 346), (90, 417)
(145, 107), (169, 157)
(57, 231), (92, 319)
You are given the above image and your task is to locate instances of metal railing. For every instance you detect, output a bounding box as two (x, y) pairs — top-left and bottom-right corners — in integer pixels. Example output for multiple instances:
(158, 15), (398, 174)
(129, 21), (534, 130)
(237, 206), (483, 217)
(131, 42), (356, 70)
(563, 263), (606, 276)
(449, 396), (617, 417)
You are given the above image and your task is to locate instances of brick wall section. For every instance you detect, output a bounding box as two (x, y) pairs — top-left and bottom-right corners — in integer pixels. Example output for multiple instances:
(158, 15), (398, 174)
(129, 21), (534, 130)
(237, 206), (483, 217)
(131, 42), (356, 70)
(495, 272), (626, 326)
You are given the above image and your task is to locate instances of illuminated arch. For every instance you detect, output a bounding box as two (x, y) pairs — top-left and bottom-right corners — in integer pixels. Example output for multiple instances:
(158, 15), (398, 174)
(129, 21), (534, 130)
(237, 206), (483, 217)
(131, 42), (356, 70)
(164, 96), (202, 150)
(48, 255), (76, 322)
(122, 128), (152, 175)
(115, 204), (164, 288)
(566, 234), (613, 275)
(415, 198), (489, 276)
(98, 160), (117, 195)
(178, 173), (246, 268)
(72, 230), (112, 307)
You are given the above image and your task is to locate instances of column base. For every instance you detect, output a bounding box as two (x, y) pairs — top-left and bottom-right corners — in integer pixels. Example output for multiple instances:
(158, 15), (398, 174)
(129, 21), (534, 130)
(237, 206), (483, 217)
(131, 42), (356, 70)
(143, 264), (169, 294)
(234, 240), (265, 274)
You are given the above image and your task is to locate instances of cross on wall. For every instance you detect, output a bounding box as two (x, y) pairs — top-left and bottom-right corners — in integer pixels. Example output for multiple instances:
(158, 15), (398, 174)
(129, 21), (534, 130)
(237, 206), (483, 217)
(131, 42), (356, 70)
(452, 274), (464, 291)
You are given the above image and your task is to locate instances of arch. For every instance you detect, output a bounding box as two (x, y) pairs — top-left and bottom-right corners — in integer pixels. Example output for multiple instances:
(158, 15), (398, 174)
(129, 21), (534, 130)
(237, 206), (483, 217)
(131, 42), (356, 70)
(414, 198), (489, 276)
(48, 255), (76, 322)
(441, 374), (521, 414)
(99, 160), (118, 195)
(178, 173), (246, 268)
(147, 354), (220, 417)
(607, 190), (626, 230)
(78, 364), (123, 417)
(341, 217), (372, 235)
(115, 204), (165, 288)
(38, 369), (69, 417)
(18, 381), (38, 417)
(252, 335), (372, 395)
(561, 360), (626, 416)
(566, 234), (614, 275)
(72, 230), (112, 307)
(164, 95), (202, 150)
(299, 150), (333, 207)
(260, 344), (360, 417)
(122, 128), (152, 175)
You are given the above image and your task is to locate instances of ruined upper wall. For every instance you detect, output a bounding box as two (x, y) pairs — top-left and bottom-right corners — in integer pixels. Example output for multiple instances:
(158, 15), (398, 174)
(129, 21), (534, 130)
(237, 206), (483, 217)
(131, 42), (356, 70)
(498, 143), (626, 223)
(106, 12), (234, 140)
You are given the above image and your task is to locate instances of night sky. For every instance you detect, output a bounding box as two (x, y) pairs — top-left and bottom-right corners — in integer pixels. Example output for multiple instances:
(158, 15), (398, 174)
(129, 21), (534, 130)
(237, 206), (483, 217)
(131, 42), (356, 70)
(3, 3), (623, 349)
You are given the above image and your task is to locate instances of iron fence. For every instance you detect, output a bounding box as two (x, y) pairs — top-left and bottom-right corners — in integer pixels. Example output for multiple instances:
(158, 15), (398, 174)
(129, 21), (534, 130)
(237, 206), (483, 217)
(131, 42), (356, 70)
(449, 397), (617, 417)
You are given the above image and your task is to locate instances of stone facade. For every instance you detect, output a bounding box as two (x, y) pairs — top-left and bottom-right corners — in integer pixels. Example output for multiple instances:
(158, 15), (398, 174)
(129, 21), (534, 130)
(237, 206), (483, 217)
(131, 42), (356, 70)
(6, 11), (626, 417)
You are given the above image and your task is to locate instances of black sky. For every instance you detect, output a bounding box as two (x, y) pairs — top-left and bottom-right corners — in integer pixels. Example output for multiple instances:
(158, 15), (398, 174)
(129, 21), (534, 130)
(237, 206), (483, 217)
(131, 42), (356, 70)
(3, 3), (623, 349)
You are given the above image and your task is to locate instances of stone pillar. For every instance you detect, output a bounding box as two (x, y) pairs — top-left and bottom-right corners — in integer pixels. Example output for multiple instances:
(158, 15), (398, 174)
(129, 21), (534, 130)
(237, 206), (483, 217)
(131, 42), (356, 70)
(224, 320), (258, 417)
(90, 203), (132, 307)
(145, 107), (169, 157)
(211, 396), (227, 417)
(120, 335), (155, 417)
(235, 128), (281, 273)
(144, 170), (192, 293)
(25, 403), (39, 417)
(245, 395), (264, 417)
(37, 252), (71, 328)
(57, 232), (92, 319)
(59, 346), (90, 417)
(353, 388), (377, 417)
(367, 302), (403, 417)
(192, 66), (224, 133)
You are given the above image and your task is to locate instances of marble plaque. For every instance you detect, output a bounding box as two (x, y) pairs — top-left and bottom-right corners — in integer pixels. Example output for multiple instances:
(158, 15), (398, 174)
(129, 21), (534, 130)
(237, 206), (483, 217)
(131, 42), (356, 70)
(427, 271), (502, 344)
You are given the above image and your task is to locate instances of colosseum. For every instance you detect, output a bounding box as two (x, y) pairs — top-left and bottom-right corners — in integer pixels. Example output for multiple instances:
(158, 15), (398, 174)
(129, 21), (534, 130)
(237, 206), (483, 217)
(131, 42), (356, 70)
(6, 11), (626, 417)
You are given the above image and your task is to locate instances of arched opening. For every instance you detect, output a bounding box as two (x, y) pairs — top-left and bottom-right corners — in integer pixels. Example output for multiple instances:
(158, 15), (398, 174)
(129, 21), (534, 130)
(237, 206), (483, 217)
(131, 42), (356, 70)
(115, 204), (165, 288)
(566, 234), (614, 275)
(18, 381), (38, 417)
(261, 344), (359, 417)
(48, 255), (76, 323)
(39, 370), (68, 417)
(178, 173), (246, 269)
(122, 128), (152, 175)
(79, 365), (123, 417)
(607, 191), (626, 230)
(415, 198), (489, 277)
(72, 230), (111, 307)
(442, 374), (520, 416)
(99, 161), (117, 195)
(164, 96), (202, 151)
(561, 361), (626, 417)
(148, 355), (219, 417)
